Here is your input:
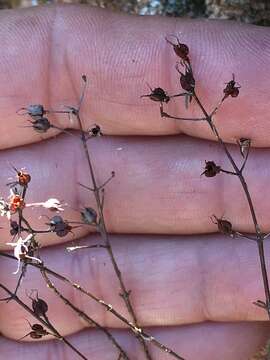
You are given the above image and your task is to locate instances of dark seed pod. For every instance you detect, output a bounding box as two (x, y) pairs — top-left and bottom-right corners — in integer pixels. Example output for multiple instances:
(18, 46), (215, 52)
(141, 87), (170, 103)
(217, 219), (233, 235)
(31, 117), (51, 133)
(31, 324), (45, 333)
(180, 71), (195, 93)
(212, 215), (234, 237)
(173, 43), (189, 60)
(165, 36), (189, 61)
(49, 215), (72, 237)
(10, 220), (19, 236)
(18, 171), (31, 186)
(201, 161), (221, 177)
(89, 125), (103, 137)
(223, 74), (240, 99)
(30, 331), (43, 339)
(49, 215), (64, 226)
(81, 207), (97, 225)
(27, 104), (45, 118)
(32, 298), (48, 317)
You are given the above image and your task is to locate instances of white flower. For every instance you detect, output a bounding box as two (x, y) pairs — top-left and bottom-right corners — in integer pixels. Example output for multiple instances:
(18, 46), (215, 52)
(6, 234), (42, 274)
(26, 198), (66, 212)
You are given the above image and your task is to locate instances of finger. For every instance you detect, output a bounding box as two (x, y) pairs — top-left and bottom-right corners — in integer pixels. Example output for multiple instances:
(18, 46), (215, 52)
(0, 134), (269, 249)
(1, 233), (270, 337)
(0, 6), (270, 149)
(0, 322), (269, 360)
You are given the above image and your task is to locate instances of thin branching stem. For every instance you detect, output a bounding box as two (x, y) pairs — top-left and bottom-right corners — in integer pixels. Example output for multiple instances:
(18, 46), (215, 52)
(0, 251), (185, 360)
(192, 90), (270, 317)
(0, 282), (88, 360)
(40, 269), (130, 360)
(74, 108), (153, 360)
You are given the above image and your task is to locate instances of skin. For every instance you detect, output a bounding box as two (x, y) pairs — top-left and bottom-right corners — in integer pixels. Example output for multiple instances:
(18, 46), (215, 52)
(0, 4), (270, 359)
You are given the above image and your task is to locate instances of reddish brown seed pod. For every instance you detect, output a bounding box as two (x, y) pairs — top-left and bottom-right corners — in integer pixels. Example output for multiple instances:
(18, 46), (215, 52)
(165, 36), (189, 61)
(141, 87), (170, 103)
(9, 194), (25, 212)
(175, 63), (195, 93)
(6, 165), (31, 188)
(17, 170), (31, 186)
(211, 215), (234, 237)
(201, 161), (221, 177)
(223, 74), (240, 99)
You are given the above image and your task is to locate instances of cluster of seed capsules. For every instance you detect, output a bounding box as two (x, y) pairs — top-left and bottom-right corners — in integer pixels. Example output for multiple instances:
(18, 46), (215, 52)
(141, 36), (240, 110)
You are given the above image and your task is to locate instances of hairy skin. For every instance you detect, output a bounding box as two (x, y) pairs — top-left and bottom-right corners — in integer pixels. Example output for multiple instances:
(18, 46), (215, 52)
(0, 4), (270, 360)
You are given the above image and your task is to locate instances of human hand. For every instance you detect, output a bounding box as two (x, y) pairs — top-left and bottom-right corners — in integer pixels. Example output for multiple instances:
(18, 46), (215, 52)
(0, 5), (270, 360)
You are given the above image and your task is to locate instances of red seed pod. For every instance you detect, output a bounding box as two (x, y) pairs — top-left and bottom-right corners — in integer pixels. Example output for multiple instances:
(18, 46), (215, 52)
(201, 161), (221, 177)
(9, 194), (25, 212)
(141, 87), (170, 103)
(17, 171), (31, 186)
(165, 36), (189, 61)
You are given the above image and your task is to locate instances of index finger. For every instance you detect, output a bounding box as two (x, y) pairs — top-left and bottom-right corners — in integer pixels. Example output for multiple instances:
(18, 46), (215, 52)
(0, 5), (269, 149)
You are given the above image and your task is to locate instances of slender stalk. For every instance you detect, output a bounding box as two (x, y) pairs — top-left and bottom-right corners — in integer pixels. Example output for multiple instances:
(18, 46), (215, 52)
(0, 282), (88, 360)
(40, 269), (129, 360)
(75, 110), (153, 360)
(0, 252), (186, 360)
(192, 90), (270, 317)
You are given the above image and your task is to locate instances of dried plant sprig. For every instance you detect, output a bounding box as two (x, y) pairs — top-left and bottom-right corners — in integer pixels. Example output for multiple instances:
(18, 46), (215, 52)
(0, 250), (185, 360)
(40, 269), (130, 360)
(58, 74), (153, 360)
(145, 35), (270, 318)
(0, 282), (88, 360)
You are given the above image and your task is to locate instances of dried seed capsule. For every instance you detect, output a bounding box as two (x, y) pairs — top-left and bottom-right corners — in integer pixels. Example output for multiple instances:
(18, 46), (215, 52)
(81, 207), (97, 225)
(26, 104), (45, 118)
(89, 125), (103, 137)
(141, 87), (170, 103)
(10, 220), (19, 236)
(201, 161), (221, 177)
(17, 171), (31, 186)
(180, 70), (195, 93)
(165, 36), (189, 61)
(212, 215), (234, 237)
(30, 331), (43, 339)
(31, 117), (51, 133)
(9, 194), (25, 212)
(223, 74), (240, 99)
(49, 215), (72, 237)
(32, 297), (48, 317)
